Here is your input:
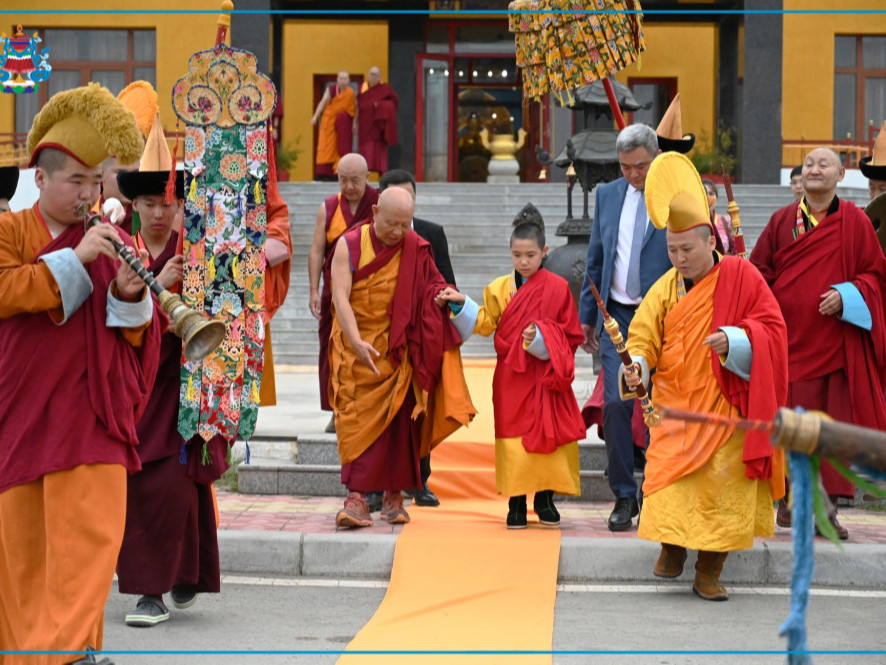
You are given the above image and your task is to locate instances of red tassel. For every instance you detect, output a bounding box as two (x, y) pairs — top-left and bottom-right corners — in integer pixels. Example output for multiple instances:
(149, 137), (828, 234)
(165, 123), (180, 205)
(266, 121), (279, 200)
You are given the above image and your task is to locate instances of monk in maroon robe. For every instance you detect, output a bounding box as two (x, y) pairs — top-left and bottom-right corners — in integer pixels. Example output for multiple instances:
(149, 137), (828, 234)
(309, 153), (379, 418)
(357, 66), (399, 174)
(751, 147), (886, 539)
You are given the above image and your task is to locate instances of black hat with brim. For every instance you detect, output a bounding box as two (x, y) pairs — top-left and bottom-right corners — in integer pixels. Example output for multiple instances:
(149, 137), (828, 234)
(0, 165), (19, 200)
(656, 133), (696, 155)
(117, 169), (184, 201)
(860, 156), (886, 181)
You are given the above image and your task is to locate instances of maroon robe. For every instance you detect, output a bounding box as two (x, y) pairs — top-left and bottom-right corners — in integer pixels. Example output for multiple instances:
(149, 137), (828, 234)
(116, 230), (226, 596)
(339, 224), (459, 492)
(751, 198), (886, 496)
(357, 82), (399, 173)
(318, 186), (379, 411)
(0, 210), (163, 495)
(492, 268), (587, 453)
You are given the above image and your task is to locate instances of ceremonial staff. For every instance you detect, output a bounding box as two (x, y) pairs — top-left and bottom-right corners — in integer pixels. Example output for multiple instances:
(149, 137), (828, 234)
(80, 199), (226, 362)
(721, 165), (748, 258)
(588, 281), (659, 426)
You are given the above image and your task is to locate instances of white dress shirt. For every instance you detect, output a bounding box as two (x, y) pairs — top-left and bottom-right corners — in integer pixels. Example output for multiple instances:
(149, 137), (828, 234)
(609, 184), (649, 306)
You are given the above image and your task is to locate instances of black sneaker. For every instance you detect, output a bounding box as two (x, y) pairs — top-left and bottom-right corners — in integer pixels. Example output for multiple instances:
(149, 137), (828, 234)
(507, 495), (528, 529)
(533, 490), (561, 526)
(170, 584), (199, 609)
(125, 595), (169, 627)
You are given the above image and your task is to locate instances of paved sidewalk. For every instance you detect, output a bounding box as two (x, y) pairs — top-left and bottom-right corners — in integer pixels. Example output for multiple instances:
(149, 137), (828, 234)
(217, 367), (886, 589)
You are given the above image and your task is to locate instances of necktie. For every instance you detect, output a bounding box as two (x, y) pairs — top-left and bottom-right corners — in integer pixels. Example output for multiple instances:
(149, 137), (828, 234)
(625, 191), (646, 300)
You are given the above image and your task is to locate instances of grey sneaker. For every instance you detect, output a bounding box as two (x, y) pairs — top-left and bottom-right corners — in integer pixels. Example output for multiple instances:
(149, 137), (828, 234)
(125, 595), (169, 627)
(170, 584), (199, 609)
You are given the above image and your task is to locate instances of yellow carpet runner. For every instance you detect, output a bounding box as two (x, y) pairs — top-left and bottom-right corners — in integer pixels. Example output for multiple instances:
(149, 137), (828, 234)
(337, 361), (560, 664)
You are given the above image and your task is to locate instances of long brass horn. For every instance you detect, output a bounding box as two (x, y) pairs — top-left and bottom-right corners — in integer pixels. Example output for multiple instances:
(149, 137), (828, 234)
(79, 201), (226, 361)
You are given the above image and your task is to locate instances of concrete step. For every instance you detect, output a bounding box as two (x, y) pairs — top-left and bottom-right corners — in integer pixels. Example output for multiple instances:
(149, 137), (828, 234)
(237, 457), (634, 502)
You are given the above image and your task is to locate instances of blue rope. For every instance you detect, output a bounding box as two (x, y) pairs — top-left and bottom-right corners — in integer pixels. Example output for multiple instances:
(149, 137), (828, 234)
(179, 442), (188, 465)
(780, 450), (815, 665)
(245, 441), (251, 465)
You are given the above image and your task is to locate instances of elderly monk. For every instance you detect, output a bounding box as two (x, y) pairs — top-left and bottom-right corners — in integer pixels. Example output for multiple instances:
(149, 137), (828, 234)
(328, 187), (475, 527)
(309, 153), (379, 428)
(312, 70), (356, 179)
(357, 66), (399, 175)
(623, 152), (788, 602)
(751, 147), (886, 539)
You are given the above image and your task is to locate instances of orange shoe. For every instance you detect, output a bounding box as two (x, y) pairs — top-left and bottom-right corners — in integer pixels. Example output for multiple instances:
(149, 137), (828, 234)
(335, 491), (373, 528)
(380, 490), (411, 524)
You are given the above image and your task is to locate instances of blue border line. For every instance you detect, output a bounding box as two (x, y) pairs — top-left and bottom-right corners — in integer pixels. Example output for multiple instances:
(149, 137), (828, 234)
(0, 8), (885, 14)
(7, 650), (886, 656)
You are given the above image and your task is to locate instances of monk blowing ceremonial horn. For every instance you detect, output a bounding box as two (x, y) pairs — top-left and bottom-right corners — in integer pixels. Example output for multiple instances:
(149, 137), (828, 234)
(587, 279), (659, 426)
(79, 198), (226, 361)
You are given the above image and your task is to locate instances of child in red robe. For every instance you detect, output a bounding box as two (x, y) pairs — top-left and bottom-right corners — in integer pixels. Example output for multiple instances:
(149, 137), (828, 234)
(437, 208), (587, 528)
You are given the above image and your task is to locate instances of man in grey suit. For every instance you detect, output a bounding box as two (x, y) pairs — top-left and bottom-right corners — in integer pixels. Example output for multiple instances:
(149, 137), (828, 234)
(578, 124), (671, 531)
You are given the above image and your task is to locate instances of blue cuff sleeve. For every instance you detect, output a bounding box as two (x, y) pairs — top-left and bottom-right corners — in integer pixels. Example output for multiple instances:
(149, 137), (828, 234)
(450, 295), (479, 343)
(38, 248), (93, 324)
(106, 282), (153, 328)
(523, 325), (550, 361)
(832, 282), (872, 331)
(719, 326), (752, 382)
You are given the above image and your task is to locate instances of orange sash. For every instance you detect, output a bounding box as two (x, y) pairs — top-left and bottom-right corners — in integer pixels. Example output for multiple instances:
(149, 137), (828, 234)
(316, 86), (355, 169)
(643, 267), (739, 495)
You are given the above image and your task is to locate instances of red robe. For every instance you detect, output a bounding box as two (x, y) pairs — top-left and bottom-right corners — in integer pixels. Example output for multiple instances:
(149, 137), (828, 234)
(117, 230), (225, 596)
(357, 82), (399, 173)
(493, 268), (587, 454)
(0, 206), (163, 495)
(318, 187), (379, 410)
(751, 199), (886, 495)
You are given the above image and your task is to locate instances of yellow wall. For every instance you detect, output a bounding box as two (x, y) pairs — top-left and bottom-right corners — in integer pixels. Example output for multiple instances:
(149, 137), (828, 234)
(0, 1), (237, 139)
(281, 20), (388, 182)
(614, 23), (718, 148)
(782, 0), (884, 145)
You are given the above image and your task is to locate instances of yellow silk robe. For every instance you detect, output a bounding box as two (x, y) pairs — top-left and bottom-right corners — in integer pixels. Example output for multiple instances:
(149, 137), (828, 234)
(628, 266), (774, 551)
(474, 274), (581, 497)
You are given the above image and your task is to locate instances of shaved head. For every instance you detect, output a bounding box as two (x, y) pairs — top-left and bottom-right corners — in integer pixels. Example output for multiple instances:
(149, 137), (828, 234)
(802, 147), (845, 201)
(337, 153), (369, 205)
(368, 66), (381, 87)
(372, 187), (415, 247)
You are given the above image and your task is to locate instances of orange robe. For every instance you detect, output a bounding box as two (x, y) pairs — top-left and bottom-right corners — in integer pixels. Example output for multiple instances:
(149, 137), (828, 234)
(259, 180), (292, 405)
(628, 257), (787, 552)
(316, 85), (356, 172)
(0, 206), (161, 663)
(329, 223), (474, 491)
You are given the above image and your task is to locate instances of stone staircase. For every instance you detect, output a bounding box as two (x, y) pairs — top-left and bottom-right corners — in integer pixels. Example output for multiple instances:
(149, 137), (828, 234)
(271, 181), (871, 366)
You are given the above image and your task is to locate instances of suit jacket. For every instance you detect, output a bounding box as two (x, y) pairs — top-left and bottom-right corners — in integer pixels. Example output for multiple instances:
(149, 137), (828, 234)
(413, 217), (456, 286)
(578, 177), (671, 332)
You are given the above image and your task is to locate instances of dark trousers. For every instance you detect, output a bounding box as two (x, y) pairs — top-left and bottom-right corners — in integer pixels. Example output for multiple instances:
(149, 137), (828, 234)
(600, 300), (641, 500)
(420, 454), (431, 486)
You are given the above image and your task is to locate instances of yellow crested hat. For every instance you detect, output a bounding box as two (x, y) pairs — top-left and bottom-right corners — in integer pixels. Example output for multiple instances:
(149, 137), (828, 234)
(860, 121), (886, 180)
(656, 94), (695, 154)
(645, 152), (713, 233)
(117, 81), (159, 139)
(28, 83), (143, 168)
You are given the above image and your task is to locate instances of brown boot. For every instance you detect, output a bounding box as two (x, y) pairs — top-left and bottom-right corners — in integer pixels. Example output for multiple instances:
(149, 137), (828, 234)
(380, 490), (411, 524)
(335, 491), (373, 528)
(776, 498), (792, 528)
(653, 543), (687, 578)
(692, 551), (729, 601)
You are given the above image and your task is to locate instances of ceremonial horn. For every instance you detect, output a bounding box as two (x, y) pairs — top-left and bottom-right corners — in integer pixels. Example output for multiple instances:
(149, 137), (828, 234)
(80, 199), (227, 361)
(865, 191), (886, 256)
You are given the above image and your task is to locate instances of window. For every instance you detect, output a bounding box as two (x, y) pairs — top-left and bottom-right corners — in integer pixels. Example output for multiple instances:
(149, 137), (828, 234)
(833, 35), (886, 142)
(15, 29), (156, 135)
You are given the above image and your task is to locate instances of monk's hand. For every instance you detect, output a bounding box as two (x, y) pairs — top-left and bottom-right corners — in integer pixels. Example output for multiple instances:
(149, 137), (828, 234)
(435, 287), (465, 308)
(156, 254), (184, 290)
(580, 323), (599, 355)
(355, 340), (381, 376)
(522, 322), (537, 345)
(819, 288), (843, 317)
(115, 247), (149, 302)
(702, 331), (730, 355)
(624, 362), (642, 390)
(309, 288), (322, 320)
(74, 222), (124, 264)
